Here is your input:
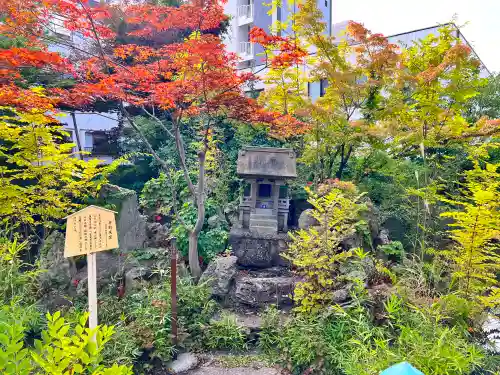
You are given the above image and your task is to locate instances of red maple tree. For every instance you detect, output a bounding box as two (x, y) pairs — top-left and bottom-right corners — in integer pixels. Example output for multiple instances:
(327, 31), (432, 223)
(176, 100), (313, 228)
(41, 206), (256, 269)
(1, 0), (296, 277)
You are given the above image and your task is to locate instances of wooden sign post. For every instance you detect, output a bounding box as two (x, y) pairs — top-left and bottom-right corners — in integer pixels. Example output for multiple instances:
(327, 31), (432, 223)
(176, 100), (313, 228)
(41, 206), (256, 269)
(170, 237), (178, 357)
(64, 205), (119, 331)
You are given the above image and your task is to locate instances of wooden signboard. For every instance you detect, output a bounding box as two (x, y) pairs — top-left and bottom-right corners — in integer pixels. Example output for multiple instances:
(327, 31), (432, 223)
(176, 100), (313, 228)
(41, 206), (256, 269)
(64, 205), (119, 333)
(64, 205), (119, 257)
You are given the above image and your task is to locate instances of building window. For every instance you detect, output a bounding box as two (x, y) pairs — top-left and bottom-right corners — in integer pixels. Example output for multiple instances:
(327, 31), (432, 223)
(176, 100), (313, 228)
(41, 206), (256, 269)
(245, 88), (263, 99)
(307, 82), (311, 97)
(320, 79), (329, 97)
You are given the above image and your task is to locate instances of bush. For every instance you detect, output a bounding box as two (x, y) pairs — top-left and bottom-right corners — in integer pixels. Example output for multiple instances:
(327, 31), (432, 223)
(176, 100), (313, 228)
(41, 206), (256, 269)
(261, 295), (485, 375)
(0, 307), (132, 375)
(94, 276), (218, 364)
(204, 313), (247, 352)
(284, 185), (365, 312)
(0, 237), (39, 305)
(259, 305), (283, 354)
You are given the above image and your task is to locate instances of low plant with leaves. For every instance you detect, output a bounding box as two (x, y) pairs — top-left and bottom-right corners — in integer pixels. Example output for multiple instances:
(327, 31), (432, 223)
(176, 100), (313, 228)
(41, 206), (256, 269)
(204, 313), (247, 352)
(0, 236), (39, 305)
(0, 307), (132, 375)
(284, 185), (365, 312)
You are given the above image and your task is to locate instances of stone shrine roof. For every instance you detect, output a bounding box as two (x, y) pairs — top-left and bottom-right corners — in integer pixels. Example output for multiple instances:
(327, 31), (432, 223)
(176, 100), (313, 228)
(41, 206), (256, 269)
(237, 147), (297, 179)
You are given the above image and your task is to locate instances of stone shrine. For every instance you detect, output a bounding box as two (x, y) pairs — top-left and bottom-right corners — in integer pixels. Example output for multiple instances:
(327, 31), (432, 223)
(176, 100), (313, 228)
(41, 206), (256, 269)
(236, 147), (296, 234)
(230, 147), (296, 270)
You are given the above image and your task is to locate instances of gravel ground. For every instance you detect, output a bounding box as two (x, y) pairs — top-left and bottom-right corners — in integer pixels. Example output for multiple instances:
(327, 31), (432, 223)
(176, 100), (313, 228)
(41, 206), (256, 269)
(185, 366), (280, 375)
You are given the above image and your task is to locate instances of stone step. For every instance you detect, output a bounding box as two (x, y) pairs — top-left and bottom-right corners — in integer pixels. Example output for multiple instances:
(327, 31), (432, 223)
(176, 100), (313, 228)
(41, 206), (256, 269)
(249, 218), (277, 226)
(249, 226), (277, 235)
(233, 275), (296, 307)
(249, 222), (277, 230)
(250, 214), (276, 220)
(255, 208), (273, 215)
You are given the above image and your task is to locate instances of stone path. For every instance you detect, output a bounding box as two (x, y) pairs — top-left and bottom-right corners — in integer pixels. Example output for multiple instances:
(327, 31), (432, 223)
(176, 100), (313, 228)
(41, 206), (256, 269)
(186, 366), (280, 375)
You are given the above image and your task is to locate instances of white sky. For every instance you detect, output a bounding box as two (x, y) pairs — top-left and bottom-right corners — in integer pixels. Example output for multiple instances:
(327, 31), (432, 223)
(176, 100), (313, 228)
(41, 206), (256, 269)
(332, 0), (500, 73)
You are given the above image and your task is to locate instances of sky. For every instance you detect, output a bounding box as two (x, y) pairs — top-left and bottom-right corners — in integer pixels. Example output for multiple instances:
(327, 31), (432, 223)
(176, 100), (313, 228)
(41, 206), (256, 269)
(332, 0), (500, 73)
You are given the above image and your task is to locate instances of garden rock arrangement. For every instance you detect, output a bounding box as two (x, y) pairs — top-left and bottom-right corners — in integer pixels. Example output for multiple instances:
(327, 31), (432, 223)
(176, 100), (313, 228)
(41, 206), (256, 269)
(200, 256), (239, 298)
(201, 257), (296, 309)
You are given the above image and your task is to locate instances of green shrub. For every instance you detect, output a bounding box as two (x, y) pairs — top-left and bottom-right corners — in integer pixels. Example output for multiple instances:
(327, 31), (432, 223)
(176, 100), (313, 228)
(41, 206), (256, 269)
(0, 237), (39, 304)
(378, 241), (405, 261)
(93, 276), (218, 364)
(284, 185), (365, 313)
(171, 200), (229, 263)
(0, 307), (132, 375)
(204, 313), (247, 351)
(262, 294), (485, 375)
(259, 306), (283, 355)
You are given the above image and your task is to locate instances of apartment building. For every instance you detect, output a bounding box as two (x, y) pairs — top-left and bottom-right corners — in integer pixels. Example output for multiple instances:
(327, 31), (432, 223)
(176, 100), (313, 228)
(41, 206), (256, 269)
(47, 0), (119, 164)
(225, 0), (489, 97)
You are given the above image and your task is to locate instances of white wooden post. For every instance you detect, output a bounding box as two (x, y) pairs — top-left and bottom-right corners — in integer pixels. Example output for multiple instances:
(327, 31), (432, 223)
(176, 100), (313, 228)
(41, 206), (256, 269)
(88, 252), (98, 331)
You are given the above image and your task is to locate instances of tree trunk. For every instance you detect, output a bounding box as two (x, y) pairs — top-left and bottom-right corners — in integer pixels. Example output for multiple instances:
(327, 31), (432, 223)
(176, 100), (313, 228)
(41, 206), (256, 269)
(336, 145), (353, 180)
(188, 150), (207, 280)
(188, 230), (202, 279)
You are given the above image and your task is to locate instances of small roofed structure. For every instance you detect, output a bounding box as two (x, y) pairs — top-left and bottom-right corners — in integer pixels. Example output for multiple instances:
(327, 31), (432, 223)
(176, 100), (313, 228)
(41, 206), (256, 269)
(237, 147), (296, 234)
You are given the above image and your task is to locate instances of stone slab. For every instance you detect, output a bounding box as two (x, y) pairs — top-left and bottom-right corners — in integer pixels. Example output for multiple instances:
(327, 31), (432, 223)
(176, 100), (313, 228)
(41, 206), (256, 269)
(237, 147), (296, 179)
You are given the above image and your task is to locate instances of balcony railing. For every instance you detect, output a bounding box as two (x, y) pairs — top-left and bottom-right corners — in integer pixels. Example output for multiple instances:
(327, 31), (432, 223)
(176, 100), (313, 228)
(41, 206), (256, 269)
(237, 4), (253, 19)
(239, 42), (254, 57)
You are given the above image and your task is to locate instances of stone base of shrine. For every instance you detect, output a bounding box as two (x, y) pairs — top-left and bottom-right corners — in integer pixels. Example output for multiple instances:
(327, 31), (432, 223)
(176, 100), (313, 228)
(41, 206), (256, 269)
(229, 228), (290, 269)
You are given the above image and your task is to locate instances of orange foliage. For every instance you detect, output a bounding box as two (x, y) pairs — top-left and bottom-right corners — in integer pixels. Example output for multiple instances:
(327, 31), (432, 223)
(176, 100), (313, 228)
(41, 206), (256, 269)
(0, 0), (300, 133)
(249, 27), (308, 68)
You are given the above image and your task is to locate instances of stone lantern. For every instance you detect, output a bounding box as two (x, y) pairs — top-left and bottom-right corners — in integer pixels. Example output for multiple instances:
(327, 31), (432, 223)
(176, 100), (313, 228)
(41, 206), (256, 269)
(230, 147), (297, 269)
(236, 146), (296, 234)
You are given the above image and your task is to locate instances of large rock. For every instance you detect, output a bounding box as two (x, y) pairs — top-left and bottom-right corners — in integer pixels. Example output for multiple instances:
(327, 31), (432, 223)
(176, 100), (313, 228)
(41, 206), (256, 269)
(200, 256), (238, 298)
(298, 209), (318, 229)
(167, 352), (199, 374)
(99, 184), (147, 252)
(230, 229), (289, 268)
(339, 256), (376, 286)
(146, 222), (170, 248)
(39, 231), (77, 291)
(74, 251), (121, 296)
(233, 275), (295, 307)
(125, 266), (152, 294)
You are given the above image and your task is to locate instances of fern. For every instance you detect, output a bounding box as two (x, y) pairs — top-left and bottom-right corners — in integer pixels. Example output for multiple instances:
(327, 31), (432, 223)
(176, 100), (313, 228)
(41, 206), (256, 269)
(440, 159), (500, 307)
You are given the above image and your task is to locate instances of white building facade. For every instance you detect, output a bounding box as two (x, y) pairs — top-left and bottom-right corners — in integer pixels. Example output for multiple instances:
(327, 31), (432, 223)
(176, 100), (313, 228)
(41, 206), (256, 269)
(47, 0), (119, 164)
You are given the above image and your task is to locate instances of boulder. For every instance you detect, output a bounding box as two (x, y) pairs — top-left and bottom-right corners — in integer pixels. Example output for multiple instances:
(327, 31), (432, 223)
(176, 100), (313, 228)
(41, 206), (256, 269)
(332, 288), (350, 303)
(99, 184), (147, 252)
(233, 276), (295, 307)
(125, 266), (151, 294)
(339, 256), (376, 286)
(207, 215), (220, 228)
(298, 209), (318, 230)
(146, 222), (170, 248)
(74, 251), (121, 296)
(200, 256), (238, 298)
(362, 198), (381, 240)
(375, 228), (391, 247)
(167, 352), (199, 374)
(39, 231), (77, 292)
